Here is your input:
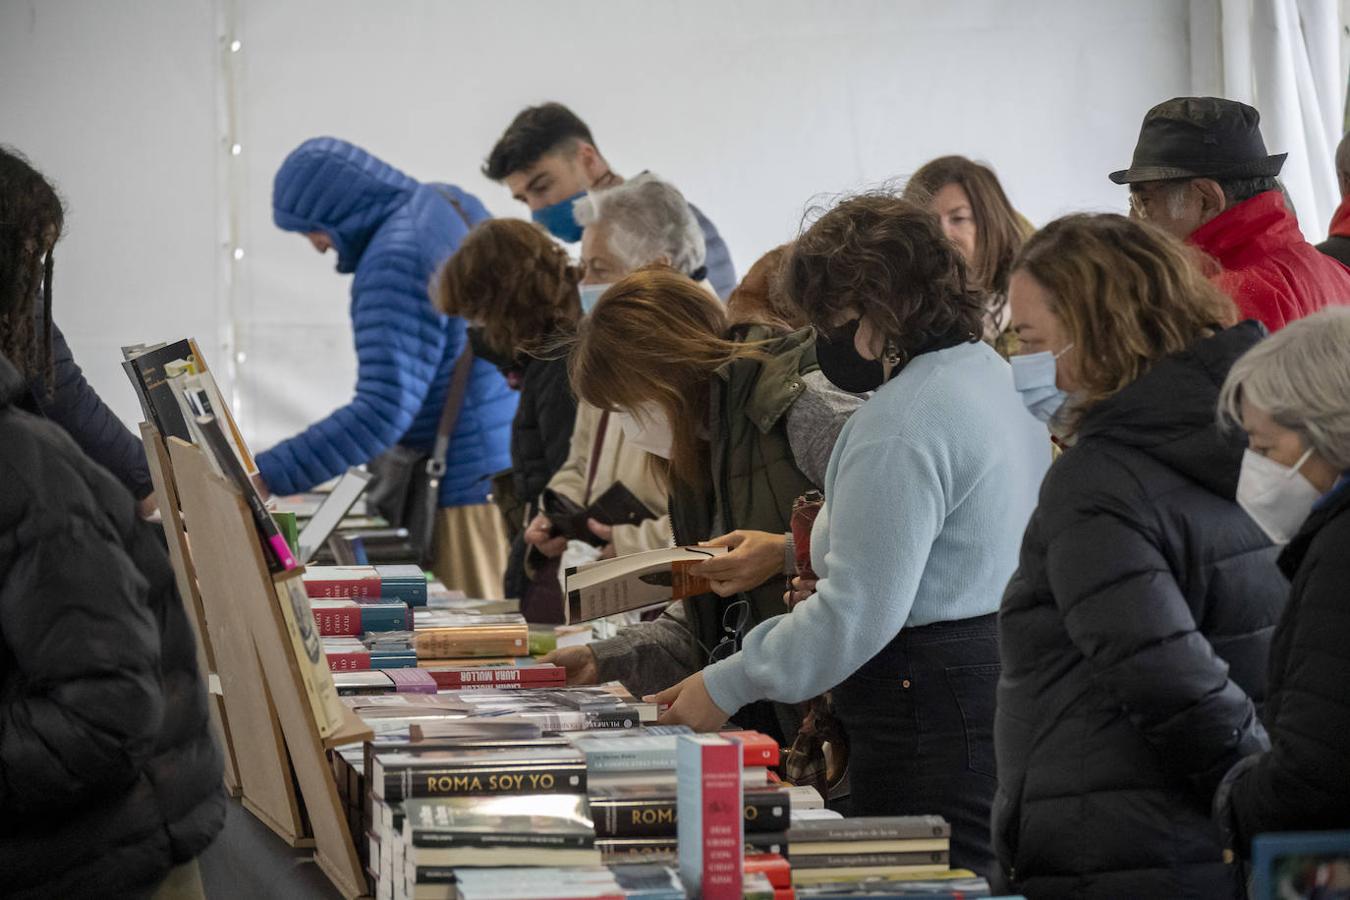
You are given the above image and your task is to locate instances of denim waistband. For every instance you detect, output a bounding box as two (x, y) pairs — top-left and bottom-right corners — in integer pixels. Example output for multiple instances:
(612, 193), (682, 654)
(882, 612), (998, 649)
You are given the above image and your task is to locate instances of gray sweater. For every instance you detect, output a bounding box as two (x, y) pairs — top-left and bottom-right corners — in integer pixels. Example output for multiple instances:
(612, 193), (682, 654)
(590, 370), (860, 697)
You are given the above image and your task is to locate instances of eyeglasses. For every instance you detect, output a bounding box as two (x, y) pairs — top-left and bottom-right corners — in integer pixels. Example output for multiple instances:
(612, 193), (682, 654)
(708, 599), (751, 663)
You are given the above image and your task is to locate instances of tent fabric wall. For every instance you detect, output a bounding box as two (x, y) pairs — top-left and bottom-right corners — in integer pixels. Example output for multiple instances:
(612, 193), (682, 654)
(6, 0), (1336, 456)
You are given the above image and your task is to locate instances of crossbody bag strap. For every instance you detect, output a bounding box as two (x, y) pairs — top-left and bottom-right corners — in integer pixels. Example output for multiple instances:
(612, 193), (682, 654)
(583, 411), (610, 506)
(428, 343), (475, 477)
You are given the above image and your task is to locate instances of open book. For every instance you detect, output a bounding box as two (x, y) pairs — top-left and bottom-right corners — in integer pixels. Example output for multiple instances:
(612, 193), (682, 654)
(563, 546), (728, 624)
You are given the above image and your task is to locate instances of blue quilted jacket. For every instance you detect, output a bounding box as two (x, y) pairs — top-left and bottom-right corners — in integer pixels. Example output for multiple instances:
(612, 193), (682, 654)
(256, 137), (516, 507)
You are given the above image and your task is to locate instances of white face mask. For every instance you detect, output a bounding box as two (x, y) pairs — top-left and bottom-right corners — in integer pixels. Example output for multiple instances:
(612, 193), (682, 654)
(1237, 447), (1321, 544)
(618, 402), (674, 459)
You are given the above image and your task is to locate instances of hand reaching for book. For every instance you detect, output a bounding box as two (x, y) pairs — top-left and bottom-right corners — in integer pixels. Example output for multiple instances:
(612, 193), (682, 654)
(524, 513), (568, 558)
(539, 645), (600, 685)
(647, 671), (731, 732)
(691, 530), (787, 597)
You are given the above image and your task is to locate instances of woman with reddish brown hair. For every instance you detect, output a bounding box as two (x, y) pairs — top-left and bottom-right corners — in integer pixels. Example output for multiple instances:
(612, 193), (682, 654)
(436, 218), (582, 603)
(903, 155), (1033, 357)
(561, 265), (860, 742)
(725, 244), (808, 330)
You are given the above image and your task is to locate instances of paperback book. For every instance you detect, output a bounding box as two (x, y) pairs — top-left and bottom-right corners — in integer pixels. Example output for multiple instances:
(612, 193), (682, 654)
(564, 546), (729, 623)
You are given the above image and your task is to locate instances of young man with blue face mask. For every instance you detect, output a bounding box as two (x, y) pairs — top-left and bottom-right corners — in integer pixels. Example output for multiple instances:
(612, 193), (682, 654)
(482, 102), (738, 300)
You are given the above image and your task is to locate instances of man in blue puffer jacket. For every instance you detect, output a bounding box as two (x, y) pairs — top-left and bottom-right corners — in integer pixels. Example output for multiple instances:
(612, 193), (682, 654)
(256, 137), (517, 597)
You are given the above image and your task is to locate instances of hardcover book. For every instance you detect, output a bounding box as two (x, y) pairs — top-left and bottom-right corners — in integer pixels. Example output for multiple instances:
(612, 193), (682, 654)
(312, 599), (412, 636)
(371, 746), (588, 802)
(401, 794), (599, 868)
(677, 734), (743, 900)
(575, 730), (779, 772)
(276, 575), (347, 739)
(563, 546), (729, 623)
(590, 785), (790, 837)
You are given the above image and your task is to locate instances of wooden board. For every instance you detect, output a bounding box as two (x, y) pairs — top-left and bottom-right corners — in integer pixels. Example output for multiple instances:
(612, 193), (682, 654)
(141, 423), (241, 797)
(169, 438), (306, 845)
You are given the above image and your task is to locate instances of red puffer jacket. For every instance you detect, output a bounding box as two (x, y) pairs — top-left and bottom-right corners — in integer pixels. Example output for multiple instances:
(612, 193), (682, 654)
(1190, 190), (1350, 331)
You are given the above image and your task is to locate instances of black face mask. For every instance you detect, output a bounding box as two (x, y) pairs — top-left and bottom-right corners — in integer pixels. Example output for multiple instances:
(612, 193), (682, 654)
(466, 326), (520, 373)
(814, 319), (885, 394)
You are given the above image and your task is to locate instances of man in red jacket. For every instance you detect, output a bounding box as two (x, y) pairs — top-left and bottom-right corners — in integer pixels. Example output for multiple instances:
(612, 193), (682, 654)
(1316, 130), (1350, 267)
(1111, 97), (1350, 331)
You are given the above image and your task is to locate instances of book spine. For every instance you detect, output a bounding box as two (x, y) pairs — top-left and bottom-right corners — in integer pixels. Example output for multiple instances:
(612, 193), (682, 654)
(326, 651), (372, 671)
(678, 737), (743, 900)
(378, 580), (427, 606)
(790, 850), (949, 869)
(305, 578), (381, 599)
(788, 819), (951, 841)
(388, 765), (588, 801)
(197, 415), (296, 572)
(314, 607), (362, 637)
(409, 831), (596, 850)
(386, 668), (438, 693)
(593, 791), (788, 837)
(413, 630), (528, 659)
(524, 709), (640, 731)
(744, 854), (792, 890)
(427, 669), (567, 689)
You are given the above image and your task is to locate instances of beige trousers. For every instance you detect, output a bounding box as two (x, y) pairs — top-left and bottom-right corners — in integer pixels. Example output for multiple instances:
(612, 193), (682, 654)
(430, 503), (510, 599)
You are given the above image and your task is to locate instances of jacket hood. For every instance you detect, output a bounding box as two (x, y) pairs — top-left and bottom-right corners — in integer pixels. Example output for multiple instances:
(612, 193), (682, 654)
(0, 352), (24, 408)
(1076, 320), (1265, 498)
(272, 137), (417, 273)
(716, 324), (817, 433)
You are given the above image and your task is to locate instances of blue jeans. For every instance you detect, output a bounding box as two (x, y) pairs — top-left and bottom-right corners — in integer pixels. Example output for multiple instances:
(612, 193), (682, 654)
(831, 613), (999, 880)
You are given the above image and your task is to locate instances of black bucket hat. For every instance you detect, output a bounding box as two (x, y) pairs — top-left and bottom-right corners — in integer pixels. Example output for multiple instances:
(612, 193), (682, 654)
(1109, 96), (1287, 185)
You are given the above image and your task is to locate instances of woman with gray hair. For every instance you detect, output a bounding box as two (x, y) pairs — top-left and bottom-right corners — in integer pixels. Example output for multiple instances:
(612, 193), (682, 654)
(1214, 306), (1350, 854)
(572, 172), (709, 310)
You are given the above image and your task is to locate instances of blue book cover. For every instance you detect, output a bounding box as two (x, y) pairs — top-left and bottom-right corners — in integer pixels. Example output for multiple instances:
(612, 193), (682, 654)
(377, 565), (428, 606)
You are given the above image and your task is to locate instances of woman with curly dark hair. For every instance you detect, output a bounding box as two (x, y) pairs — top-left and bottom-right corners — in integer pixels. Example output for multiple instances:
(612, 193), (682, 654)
(653, 194), (1050, 878)
(435, 218), (583, 607)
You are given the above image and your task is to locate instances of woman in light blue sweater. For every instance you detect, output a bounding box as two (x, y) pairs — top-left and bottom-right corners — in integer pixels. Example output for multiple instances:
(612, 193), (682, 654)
(653, 195), (1050, 876)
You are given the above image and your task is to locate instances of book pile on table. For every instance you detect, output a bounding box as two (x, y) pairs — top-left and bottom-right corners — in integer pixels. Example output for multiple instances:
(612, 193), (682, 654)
(577, 729), (790, 864)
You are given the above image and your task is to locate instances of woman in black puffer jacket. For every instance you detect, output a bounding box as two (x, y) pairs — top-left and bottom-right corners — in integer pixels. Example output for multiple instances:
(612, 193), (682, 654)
(0, 351), (226, 898)
(1213, 307), (1350, 852)
(435, 218), (581, 609)
(993, 214), (1287, 899)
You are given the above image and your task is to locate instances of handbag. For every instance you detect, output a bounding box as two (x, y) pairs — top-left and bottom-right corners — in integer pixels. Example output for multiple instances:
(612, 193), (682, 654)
(521, 411), (611, 622)
(366, 345), (475, 567)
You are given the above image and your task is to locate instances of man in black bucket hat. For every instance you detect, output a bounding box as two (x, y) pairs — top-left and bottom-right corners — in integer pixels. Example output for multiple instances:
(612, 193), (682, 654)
(1112, 96), (1350, 331)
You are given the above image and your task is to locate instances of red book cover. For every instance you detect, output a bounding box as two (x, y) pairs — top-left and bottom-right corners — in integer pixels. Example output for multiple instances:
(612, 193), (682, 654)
(773, 890), (795, 900)
(678, 735), (743, 900)
(424, 664), (566, 689)
(724, 730), (781, 768)
(303, 567), (382, 599)
(325, 651), (371, 671)
(745, 853), (791, 889)
(312, 606), (360, 637)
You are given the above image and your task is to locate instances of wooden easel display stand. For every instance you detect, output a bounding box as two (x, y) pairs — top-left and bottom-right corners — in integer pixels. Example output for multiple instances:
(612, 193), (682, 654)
(151, 431), (371, 898)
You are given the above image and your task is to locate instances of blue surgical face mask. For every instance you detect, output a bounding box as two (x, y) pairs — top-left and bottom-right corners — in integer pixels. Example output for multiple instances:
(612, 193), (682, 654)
(1012, 344), (1075, 424)
(579, 283), (611, 314)
(531, 191), (586, 243)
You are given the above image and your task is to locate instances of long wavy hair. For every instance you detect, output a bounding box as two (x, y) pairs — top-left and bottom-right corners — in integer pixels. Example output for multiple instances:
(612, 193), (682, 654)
(569, 266), (769, 488)
(725, 244), (808, 330)
(0, 146), (64, 392)
(782, 193), (985, 368)
(1014, 213), (1238, 422)
(434, 218), (581, 359)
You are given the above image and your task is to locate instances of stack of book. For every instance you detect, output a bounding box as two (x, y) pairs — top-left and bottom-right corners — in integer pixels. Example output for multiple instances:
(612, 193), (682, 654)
(333, 661), (567, 696)
(793, 874), (996, 898)
(786, 817), (957, 888)
(450, 864), (688, 900)
(304, 564), (429, 606)
(578, 730), (789, 864)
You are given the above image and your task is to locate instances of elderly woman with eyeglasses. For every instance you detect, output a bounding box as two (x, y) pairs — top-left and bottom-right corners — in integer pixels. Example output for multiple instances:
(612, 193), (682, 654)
(1213, 306), (1350, 855)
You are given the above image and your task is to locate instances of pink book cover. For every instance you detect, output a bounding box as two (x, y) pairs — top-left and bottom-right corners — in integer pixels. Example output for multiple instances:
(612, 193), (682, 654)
(678, 735), (743, 899)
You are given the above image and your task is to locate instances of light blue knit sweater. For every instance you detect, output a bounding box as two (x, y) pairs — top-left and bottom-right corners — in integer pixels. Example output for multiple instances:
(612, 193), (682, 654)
(703, 340), (1050, 715)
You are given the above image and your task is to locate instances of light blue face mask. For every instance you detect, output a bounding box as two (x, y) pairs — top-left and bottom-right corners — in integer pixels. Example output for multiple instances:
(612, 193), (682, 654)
(579, 283), (611, 314)
(1011, 344), (1075, 424)
(531, 191), (586, 243)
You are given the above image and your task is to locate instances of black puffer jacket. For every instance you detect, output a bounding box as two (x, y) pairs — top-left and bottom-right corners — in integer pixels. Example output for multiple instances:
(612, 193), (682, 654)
(1217, 477), (1350, 850)
(503, 353), (576, 599)
(993, 322), (1287, 899)
(0, 353), (225, 898)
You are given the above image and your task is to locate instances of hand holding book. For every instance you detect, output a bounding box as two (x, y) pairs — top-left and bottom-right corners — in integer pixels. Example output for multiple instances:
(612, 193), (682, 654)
(690, 530), (787, 598)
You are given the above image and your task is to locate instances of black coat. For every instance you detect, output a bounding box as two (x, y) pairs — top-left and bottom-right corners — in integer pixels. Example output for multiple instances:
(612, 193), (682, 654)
(503, 354), (577, 598)
(993, 323), (1287, 899)
(0, 354), (224, 897)
(1316, 235), (1350, 269)
(30, 323), (155, 500)
(1217, 477), (1350, 850)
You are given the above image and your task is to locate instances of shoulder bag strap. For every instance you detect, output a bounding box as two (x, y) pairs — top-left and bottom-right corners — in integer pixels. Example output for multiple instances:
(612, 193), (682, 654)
(583, 411), (610, 505)
(428, 342), (475, 477)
